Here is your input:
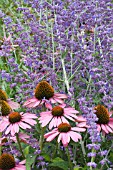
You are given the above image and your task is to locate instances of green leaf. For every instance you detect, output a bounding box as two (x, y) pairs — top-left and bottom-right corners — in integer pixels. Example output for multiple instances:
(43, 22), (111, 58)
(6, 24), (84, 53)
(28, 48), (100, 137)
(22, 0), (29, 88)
(49, 157), (68, 170)
(61, 50), (68, 59)
(24, 146), (30, 156)
(26, 154), (37, 170)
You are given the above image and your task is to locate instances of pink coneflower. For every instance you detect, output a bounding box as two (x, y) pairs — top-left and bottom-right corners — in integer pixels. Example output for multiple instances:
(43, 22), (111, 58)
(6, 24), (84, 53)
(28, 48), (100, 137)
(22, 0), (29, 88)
(0, 112), (37, 136)
(0, 153), (26, 170)
(10, 132), (30, 144)
(44, 123), (86, 147)
(39, 104), (79, 129)
(94, 105), (113, 134)
(23, 81), (67, 109)
(0, 133), (30, 146)
(0, 89), (20, 110)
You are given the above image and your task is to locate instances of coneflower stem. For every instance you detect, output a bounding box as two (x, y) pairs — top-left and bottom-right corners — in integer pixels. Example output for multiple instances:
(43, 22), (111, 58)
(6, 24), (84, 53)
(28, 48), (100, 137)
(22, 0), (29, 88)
(16, 133), (25, 159)
(39, 127), (46, 151)
(66, 147), (73, 170)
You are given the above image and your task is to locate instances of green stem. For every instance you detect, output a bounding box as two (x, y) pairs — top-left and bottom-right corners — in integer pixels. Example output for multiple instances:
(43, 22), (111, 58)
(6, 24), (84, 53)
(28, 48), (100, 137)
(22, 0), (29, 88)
(66, 147), (73, 170)
(16, 133), (25, 159)
(39, 127), (46, 151)
(90, 148), (96, 170)
(80, 139), (87, 164)
(52, 142), (58, 159)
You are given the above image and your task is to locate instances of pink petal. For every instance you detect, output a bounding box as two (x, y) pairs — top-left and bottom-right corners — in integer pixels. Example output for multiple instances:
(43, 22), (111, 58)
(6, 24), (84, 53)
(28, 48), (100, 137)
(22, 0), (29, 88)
(53, 97), (64, 104)
(64, 108), (79, 114)
(49, 118), (57, 129)
(5, 124), (12, 135)
(69, 131), (82, 142)
(64, 114), (75, 121)
(61, 116), (69, 124)
(65, 112), (78, 119)
(14, 123), (19, 133)
(76, 122), (87, 127)
(97, 124), (101, 132)
(49, 98), (57, 104)
(58, 103), (66, 108)
(45, 102), (52, 110)
(40, 116), (52, 127)
(7, 99), (20, 109)
(19, 122), (31, 129)
(61, 133), (69, 147)
(44, 129), (58, 138)
(19, 160), (26, 164)
(46, 132), (59, 142)
(57, 117), (62, 126)
(39, 111), (51, 117)
(101, 124), (109, 134)
(58, 133), (62, 143)
(23, 113), (37, 118)
(105, 125), (113, 133)
(11, 124), (16, 136)
(54, 93), (67, 99)
(76, 116), (86, 122)
(71, 127), (86, 132)
(108, 121), (113, 129)
(0, 121), (9, 132)
(22, 118), (37, 125)
(33, 100), (41, 107)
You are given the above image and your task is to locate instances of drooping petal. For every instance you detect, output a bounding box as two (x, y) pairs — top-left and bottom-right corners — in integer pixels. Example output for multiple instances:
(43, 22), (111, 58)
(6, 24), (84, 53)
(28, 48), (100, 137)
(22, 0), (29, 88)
(64, 114), (75, 121)
(14, 123), (19, 133)
(5, 124), (12, 135)
(44, 129), (58, 138)
(49, 118), (57, 129)
(19, 122), (31, 129)
(76, 122), (87, 128)
(54, 93), (67, 99)
(46, 132), (59, 142)
(45, 101), (52, 110)
(76, 116), (86, 122)
(22, 113), (37, 118)
(22, 118), (37, 125)
(105, 124), (113, 133)
(97, 124), (101, 132)
(61, 116), (69, 124)
(58, 133), (62, 143)
(64, 108), (79, 114)
(71, 127), (86, 132)
(57, 117), (62, 126)
(69, 131), (82, 142)
(53, 97), (64, 104)
(101, 124), (109, 134)
(7, 99), (20, 109)
(0, 121), (9, 132)
(61, 133), (69, 147)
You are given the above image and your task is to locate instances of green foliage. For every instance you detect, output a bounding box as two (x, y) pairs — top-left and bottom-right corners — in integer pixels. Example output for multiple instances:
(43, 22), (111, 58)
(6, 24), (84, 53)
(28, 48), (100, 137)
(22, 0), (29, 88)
(48, 157), (69, 170)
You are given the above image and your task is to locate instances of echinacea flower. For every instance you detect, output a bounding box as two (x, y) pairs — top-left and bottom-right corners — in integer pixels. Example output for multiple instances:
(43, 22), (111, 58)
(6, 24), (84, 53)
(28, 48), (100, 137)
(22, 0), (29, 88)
(0, 133), (30, 146)
(0, 89), (20, 109)
(94, 105), (113, 134)
(10, 132), (30, 144)
(39, 104), (79, 129)
(23, 81), (67, 109)
(44, 123), (86, 147)
(0, 112), (37, 136)
(0, 153), (26, 170)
